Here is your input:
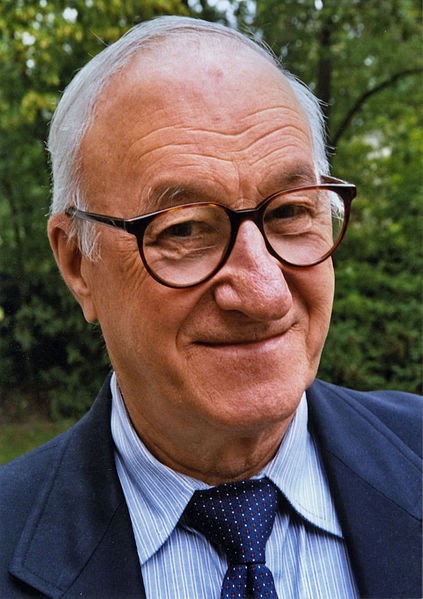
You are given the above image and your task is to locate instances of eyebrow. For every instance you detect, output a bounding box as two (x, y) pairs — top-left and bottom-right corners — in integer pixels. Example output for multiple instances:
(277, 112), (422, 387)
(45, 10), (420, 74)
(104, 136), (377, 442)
(264, 164), (318, 192)
(144, 184), (212, 213)
(142, 163), (318, 214)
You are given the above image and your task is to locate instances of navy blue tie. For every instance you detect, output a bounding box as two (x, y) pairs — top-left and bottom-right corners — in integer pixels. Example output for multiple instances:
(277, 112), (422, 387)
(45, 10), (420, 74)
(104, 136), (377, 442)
(184, 478), (279, 599)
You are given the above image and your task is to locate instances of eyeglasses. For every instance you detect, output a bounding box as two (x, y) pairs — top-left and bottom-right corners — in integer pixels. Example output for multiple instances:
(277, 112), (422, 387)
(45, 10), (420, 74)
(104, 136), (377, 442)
(66, 175), (356, 289)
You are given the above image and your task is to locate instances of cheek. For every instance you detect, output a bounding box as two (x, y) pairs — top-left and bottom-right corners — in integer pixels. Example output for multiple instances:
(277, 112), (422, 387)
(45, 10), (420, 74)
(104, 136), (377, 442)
(88, 235), (148, 324)
(290, 261), (334, 336)
(98, 243), (202, 354)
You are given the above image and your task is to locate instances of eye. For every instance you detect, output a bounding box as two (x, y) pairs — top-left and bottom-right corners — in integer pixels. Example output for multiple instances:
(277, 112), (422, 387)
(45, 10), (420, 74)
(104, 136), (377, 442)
(266, 203), (310, 220)
(265, 202), (313, 229)
(150, 218), (219, 248)
(143, 204), (231, 254)
(161, 220), (201, 239)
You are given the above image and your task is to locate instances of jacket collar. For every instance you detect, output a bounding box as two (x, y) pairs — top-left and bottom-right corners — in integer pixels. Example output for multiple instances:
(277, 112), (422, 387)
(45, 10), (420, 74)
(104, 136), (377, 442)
(9, 375), (146, 598)
(307, 379), (421, 598)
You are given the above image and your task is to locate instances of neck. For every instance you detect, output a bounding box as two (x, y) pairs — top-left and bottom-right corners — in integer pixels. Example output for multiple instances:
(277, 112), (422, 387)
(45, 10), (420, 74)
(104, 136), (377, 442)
(114, 370), (298, 486)
(126, 400), (291, 485)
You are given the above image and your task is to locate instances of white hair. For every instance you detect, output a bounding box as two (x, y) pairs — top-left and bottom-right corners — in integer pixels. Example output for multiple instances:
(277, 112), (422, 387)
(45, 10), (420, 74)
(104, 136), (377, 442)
(48, 15), (329, 257)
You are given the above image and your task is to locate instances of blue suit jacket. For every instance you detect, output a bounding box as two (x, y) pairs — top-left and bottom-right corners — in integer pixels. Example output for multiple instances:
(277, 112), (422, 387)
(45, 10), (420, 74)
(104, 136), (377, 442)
(1, 377), (421, 598)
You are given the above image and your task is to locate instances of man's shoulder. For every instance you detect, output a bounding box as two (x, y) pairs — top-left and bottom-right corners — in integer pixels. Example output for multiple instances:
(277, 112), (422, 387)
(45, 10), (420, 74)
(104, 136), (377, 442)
(308, 382), (421, 597)
(0, 424), (71, 487)
(0, 423), (76, 577)
(308, 379), (422, 456)
(0, 374), (113, 494)
(309, 378), (422, 414)
(0, 421), (79, 533)
(1, 373), (113, 478)
(0, 378), (113, 577)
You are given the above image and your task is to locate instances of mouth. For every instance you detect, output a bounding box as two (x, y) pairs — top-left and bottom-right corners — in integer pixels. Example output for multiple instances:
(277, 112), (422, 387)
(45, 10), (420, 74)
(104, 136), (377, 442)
(195, 329), (291, 351)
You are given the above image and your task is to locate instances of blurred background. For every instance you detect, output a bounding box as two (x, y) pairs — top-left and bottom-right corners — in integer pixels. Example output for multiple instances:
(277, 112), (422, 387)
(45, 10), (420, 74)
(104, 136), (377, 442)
(0, 1), (421, 458)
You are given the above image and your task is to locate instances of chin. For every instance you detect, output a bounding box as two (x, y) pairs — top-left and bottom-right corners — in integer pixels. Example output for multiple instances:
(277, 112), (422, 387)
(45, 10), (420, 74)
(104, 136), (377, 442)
(200, 377), (306, 432)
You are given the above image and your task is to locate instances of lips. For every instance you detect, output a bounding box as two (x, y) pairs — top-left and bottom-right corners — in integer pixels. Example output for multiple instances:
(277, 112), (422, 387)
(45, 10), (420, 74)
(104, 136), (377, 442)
(195, 327), (292, 348)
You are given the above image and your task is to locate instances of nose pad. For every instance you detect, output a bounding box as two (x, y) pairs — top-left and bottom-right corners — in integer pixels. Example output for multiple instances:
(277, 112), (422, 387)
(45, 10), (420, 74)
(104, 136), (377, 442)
(212, 221), (293, 320)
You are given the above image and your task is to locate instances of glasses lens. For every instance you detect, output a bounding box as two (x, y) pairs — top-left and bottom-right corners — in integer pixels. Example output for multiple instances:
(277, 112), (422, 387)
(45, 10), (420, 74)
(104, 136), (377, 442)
(263, 188), (345, 266)
(142, 204), (231, 287)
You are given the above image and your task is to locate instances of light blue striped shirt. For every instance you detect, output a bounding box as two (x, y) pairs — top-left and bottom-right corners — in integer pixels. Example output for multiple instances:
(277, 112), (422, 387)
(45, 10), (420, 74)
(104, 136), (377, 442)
(111, 373), (359, 598)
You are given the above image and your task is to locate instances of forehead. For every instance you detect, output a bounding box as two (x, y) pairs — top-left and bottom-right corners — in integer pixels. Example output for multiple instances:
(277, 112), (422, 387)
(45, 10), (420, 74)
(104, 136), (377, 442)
(79, 35), (315, 213)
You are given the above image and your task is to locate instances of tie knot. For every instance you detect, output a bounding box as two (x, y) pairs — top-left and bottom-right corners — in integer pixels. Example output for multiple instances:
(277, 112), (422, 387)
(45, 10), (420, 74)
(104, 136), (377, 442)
(184, 478), (279, 565)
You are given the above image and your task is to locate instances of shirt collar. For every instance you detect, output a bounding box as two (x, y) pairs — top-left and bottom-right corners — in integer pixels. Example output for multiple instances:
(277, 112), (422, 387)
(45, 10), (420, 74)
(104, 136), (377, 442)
(110, 374), (342, 564)
(111, 374), (209, 564)
(262, 394), (343, 537)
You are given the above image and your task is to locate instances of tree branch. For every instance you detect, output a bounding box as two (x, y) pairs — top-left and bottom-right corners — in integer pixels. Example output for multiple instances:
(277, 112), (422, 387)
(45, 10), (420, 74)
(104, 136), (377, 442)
(330, 67), (423, 147)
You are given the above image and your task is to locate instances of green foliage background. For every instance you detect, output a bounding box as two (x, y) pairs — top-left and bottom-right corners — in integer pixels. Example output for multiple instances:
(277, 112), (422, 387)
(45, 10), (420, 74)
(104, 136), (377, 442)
(0, 0), (421, 421)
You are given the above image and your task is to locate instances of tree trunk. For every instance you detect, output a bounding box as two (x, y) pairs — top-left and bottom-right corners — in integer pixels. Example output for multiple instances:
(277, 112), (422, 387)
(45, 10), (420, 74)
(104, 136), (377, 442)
(316, 18), (333, 140)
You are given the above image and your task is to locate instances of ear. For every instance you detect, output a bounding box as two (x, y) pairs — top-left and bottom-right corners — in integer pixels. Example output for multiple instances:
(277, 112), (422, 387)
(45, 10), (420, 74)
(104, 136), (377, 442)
(48, 214), (98, 323)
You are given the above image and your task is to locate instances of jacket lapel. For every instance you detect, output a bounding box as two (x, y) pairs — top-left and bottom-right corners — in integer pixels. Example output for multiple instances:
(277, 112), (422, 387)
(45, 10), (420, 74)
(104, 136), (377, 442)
(9, 376), (146, 599)
(307, 380), (422, 599)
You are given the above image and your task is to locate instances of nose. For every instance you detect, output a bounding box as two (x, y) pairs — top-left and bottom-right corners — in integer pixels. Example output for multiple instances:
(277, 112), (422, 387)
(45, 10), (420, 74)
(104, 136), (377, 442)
(212, 221), (293, 321)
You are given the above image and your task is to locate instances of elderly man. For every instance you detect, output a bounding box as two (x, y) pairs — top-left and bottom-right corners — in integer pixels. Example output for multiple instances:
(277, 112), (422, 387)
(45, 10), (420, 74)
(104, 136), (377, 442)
(0, 15), (421, 599)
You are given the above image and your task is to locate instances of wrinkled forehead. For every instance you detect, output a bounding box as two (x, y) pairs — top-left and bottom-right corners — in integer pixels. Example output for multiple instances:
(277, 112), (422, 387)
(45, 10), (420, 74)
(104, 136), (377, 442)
(78, 34), (314, 212)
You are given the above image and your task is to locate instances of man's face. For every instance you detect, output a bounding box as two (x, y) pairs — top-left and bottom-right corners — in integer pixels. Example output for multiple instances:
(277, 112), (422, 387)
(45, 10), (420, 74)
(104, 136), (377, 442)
(74, 40), (334, 448)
